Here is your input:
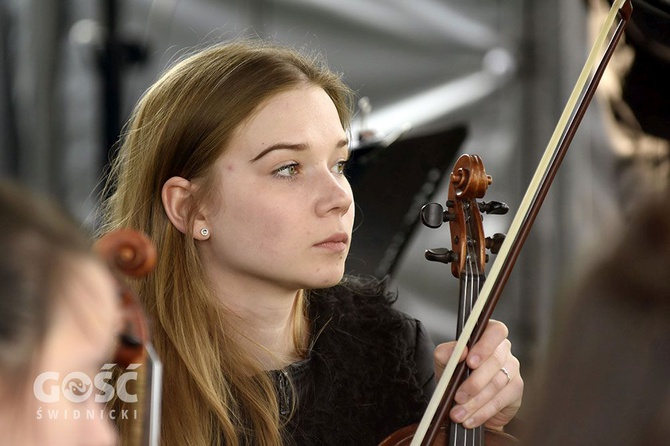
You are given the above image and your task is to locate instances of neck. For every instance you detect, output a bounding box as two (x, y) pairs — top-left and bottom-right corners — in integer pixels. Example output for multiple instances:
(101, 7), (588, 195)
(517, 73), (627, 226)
(233, 293), (304, 370)
(206, 269), (305, 370)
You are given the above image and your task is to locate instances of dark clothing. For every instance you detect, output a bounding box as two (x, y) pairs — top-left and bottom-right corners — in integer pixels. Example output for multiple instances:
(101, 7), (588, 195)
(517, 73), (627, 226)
(272, 276), (436, 445)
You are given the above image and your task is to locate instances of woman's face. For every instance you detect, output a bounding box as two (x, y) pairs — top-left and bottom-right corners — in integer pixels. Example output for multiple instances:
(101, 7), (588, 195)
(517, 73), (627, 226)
(200, 85), (355, 293)
(27, 258), (121, 446)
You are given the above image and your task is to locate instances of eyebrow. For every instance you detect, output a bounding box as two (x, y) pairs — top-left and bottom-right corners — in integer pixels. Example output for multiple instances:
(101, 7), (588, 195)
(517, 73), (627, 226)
(250, 138), (349, 162)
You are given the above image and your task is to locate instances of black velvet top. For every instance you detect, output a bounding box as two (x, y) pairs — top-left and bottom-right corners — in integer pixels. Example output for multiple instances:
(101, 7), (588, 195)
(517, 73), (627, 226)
(271, 276), (437, 445)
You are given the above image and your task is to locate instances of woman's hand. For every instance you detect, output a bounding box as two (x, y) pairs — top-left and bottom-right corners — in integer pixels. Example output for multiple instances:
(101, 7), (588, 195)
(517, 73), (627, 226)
(433, 319), (523, 431)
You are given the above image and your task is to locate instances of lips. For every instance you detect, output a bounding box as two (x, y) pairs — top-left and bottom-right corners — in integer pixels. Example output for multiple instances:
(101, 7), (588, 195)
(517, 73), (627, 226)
(314, 233), (349, 252)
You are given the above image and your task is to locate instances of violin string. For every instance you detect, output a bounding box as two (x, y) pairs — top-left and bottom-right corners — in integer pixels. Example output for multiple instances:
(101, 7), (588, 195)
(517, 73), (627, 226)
(452, 209), (473, 446)
(469, 207), (484, 446)
(455, 203), (483, 446)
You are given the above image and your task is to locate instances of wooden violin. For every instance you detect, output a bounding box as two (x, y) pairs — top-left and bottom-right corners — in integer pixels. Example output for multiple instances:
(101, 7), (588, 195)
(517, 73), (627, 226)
(95, 229), (163, 446)
(422, 154), (515, 446)
(381, 1), (632, 444)
(380, 154), (517, 446)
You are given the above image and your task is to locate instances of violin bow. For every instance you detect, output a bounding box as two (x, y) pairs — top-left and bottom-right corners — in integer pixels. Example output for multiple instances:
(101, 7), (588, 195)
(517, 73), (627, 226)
(412, 1), (633, 444)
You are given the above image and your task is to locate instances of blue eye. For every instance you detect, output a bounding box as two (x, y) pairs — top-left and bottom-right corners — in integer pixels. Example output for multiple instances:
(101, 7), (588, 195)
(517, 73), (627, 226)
(274, 163), (299, 179)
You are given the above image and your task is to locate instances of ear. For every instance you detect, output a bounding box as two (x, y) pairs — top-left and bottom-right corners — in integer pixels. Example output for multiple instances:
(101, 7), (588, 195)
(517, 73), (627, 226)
(161, 176), (209, 239)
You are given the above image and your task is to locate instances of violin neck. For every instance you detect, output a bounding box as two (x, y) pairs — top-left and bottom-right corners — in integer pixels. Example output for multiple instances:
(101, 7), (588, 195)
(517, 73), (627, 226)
(451, 271), (486, 445)
(450, 419), (484, 446)
(456, 272), (485, 338)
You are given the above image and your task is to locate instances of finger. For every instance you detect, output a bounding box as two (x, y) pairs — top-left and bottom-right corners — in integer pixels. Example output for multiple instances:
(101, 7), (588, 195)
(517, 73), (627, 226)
(450, 359), (523, 429)
(466, 319), (509, 370)
(455, 337), (511, 402)
(433, 341), (468, 381)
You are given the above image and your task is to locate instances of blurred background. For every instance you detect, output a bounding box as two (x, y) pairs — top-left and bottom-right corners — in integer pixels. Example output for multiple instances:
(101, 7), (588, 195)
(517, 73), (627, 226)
(1, 0), (668, 414)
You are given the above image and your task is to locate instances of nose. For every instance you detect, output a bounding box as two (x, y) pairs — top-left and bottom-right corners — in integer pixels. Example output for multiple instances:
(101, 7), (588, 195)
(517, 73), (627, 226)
(314, 169), (354, 217)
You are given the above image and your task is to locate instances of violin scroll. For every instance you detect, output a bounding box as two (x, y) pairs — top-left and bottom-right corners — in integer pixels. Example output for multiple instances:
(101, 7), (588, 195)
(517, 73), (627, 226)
(95, 229), (157, 277)
(420, 154), (508, 278)
(449, 154), (491, 200)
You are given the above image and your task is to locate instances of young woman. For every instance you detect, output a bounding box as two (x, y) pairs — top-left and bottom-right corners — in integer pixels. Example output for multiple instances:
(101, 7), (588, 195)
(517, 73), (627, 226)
(0, 181), (120, 446)
(101, 40), (523, 445)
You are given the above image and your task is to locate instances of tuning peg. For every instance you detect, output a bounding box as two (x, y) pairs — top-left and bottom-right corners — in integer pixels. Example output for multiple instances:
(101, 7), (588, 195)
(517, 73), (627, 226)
(420, 203), (455, 229)
(485, 233), (506, 254)
(425, 248), (458, 264)
(479, 200), (509, 215)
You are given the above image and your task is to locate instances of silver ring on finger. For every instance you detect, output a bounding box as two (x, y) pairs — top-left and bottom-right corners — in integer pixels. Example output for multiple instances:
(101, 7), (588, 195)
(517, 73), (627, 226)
(500, 366), (512, 384)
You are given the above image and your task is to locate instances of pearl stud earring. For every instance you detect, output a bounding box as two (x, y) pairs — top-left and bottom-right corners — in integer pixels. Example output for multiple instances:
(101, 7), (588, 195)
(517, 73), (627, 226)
(200, 228), (209, 237)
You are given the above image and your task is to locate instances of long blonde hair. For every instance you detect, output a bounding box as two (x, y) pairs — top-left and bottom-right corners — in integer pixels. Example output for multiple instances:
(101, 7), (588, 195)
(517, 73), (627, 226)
(99, 40), (353, 445)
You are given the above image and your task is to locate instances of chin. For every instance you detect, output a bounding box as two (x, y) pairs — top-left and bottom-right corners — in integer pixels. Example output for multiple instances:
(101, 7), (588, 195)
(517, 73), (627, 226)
(307, 269), (346, 289)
